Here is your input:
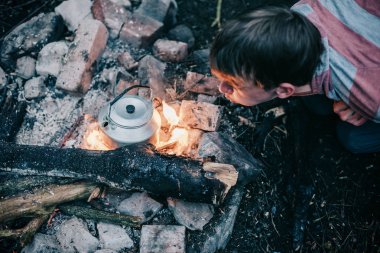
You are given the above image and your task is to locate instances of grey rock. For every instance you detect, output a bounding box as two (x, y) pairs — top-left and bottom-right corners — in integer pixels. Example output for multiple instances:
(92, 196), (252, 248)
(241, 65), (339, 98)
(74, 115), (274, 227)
(188, 49), (210, 74)
(36, 41), (68, 77)
(197, 94), (217, 104)
(0, 66), (7, 88)
(24, 76), (46, 99)
(97, 222), (134, 250)
(55, 0), (93, 31)
(140, 225), (186, 253)
(95, 250), (117, 253)
(152, 39), (188, 62)
(188, 186), (245, 253)
(0, 12), (64, 71)
(167, 198), (214, 230)
(198, 132), (264, 185)
(56, 217), (99, 253)
(117, 192), (163, 223)
(21, 233), (61, 253)
(167, 24), (195, 48)
(16, 56), (36, 79)
(109, 0), (132, 9)
(135, 0), (177, 27)
(138, 55), (168, 100)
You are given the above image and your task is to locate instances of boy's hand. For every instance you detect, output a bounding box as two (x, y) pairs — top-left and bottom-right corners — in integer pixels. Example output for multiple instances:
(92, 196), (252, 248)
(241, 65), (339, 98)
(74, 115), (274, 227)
(333, 101), (367, 126)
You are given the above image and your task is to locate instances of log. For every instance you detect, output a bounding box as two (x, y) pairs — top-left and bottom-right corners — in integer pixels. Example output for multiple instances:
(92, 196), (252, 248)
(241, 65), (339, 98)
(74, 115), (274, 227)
(0, 181), (99, 222)
(0, 215), (50, 247)
(0, 141), (237, 205)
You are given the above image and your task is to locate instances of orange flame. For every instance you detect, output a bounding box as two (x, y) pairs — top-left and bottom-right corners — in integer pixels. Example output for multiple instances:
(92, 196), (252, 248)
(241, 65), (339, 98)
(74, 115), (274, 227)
(162, 101), (179, 126)
(81, 115), (118, 150)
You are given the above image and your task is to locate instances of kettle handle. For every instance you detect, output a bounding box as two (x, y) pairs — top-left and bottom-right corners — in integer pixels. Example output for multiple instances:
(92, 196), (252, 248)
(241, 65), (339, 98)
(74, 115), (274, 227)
(108, 85), (151, 117)
(110, 85), (150, 107)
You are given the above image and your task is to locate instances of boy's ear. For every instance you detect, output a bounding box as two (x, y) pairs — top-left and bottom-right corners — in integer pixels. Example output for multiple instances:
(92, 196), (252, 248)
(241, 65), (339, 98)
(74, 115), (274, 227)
(275, 83), (296, 99)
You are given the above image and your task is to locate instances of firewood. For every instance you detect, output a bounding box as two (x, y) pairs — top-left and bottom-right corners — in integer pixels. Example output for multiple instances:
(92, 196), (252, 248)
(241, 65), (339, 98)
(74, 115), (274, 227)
(0, 181), (99, 222)
(58, 204), (141, 227)
(0, 215), (50, 247)
(0, 141), (237, 205)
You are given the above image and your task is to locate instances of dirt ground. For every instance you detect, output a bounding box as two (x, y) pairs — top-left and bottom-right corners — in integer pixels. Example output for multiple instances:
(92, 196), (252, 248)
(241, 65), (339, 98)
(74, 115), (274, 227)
(1, 0), (379, 252)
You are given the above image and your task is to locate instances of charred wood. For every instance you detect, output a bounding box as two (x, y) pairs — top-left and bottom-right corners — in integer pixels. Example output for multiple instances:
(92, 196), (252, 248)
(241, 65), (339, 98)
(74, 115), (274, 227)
(0, 141), (236, 205)
(0, 86), (26, 142)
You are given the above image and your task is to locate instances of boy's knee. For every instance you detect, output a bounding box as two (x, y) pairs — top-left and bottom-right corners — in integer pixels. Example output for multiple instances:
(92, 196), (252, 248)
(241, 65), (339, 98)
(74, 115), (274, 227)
(336, 121), (380, 154)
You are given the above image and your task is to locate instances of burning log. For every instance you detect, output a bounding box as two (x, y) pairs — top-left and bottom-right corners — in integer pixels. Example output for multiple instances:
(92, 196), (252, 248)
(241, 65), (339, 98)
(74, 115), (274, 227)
(0, 141), (237, 205)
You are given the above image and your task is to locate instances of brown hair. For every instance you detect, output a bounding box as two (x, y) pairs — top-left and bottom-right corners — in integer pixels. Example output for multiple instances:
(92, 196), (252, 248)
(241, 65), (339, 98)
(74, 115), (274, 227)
(210, 5), (323, 90)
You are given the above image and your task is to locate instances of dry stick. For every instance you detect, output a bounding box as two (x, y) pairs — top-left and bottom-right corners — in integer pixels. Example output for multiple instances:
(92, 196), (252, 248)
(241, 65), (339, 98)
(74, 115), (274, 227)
(211, 0), (223, 28)
(0, 181), (99, 222)
(58, 204), (141, 227)
(0, 215), (50, 247)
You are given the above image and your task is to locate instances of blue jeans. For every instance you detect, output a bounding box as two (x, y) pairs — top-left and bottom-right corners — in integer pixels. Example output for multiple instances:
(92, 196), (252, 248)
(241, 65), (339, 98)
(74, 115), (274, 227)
(302, 95), (380, 154)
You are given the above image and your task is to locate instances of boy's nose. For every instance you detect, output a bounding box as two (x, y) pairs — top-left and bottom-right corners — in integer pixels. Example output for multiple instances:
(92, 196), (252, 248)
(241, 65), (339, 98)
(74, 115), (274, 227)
(219, 81), (234, 94)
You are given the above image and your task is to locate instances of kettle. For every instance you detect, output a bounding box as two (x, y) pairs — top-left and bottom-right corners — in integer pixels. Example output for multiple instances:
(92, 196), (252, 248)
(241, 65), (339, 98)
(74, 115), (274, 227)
(98, 85), (161, 146)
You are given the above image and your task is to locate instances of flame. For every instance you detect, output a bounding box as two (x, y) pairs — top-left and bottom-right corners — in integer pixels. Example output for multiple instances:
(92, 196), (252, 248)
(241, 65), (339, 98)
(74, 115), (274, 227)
(169, 128), (188, 146)
(81, 115), (117, 150)
(162, 101), (179, 126)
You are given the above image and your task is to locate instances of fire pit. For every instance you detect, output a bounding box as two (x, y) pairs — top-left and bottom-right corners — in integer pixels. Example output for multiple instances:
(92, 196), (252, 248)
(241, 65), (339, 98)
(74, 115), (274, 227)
(0, 0), (263, 252)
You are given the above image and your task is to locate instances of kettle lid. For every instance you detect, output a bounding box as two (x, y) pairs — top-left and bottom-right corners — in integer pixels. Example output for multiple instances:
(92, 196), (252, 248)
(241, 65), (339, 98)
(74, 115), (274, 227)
(109, 95), (153, 128)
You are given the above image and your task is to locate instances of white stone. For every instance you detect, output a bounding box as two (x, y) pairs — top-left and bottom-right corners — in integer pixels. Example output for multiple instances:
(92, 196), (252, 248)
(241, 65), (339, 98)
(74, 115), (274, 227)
(109, 0), (132, 9)
(56, 217), (99, 253)
(140, 225), (186, 253)
(36, 41), (68, 77)
(24, 76), (46, 99)
(16, 56), (36, 79)
(56, 19), (109, 94)
(97, 222), (134, 251)
(167, 198), (214, 230)
(55, 0), (93, 31)
(117, 192), (163, 223)
(21, 233), (61, 253)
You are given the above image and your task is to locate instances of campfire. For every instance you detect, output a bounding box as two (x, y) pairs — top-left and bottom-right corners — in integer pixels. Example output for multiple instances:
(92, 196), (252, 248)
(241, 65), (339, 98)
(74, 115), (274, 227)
(81, 100), (194, 158)
(0, 0), (262, 252)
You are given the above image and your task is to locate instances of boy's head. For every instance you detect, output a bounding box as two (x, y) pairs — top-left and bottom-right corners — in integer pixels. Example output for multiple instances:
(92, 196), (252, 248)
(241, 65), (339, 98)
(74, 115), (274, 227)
(210, 5), (323, 106)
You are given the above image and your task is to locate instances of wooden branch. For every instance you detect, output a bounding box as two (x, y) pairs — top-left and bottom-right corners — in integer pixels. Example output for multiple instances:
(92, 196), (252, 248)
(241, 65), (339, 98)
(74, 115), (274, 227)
(0, 141), (236, 205)
(0, 215), (50, 247)
(58, 204), (141, 227)
(0, 181), (98, 222)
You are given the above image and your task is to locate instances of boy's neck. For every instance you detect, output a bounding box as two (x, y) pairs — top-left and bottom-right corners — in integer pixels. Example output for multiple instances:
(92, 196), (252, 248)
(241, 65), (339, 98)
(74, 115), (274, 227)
(293, 84), (312, 96)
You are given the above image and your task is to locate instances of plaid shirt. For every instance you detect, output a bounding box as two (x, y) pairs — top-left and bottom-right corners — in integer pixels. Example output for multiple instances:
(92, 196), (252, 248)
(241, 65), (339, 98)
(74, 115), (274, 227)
(292, 0), (380, 122)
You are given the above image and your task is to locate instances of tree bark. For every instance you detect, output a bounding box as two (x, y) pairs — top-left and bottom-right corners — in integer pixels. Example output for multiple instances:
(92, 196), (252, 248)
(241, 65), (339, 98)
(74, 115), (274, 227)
(0, 141), (236, 205)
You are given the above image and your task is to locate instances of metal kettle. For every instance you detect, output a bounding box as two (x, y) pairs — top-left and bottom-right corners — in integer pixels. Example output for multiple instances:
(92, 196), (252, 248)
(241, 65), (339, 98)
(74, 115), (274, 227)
(98, 85), (161, 146)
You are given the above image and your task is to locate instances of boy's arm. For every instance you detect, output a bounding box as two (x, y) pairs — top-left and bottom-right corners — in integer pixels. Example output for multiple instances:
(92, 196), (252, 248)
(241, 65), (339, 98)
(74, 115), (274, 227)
(333, 101), (367, 126)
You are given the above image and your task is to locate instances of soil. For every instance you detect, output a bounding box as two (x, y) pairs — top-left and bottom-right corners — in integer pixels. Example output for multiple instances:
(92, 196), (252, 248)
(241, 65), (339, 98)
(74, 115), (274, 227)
(1, 0), (379, 252)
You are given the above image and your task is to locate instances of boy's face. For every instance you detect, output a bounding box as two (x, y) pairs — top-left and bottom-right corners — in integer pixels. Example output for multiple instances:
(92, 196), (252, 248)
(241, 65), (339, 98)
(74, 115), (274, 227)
(213, 71), (277, 106)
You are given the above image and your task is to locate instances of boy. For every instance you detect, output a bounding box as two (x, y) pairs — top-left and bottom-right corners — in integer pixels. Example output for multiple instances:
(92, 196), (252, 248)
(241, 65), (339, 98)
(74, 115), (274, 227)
(210, 1), (380, 153)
